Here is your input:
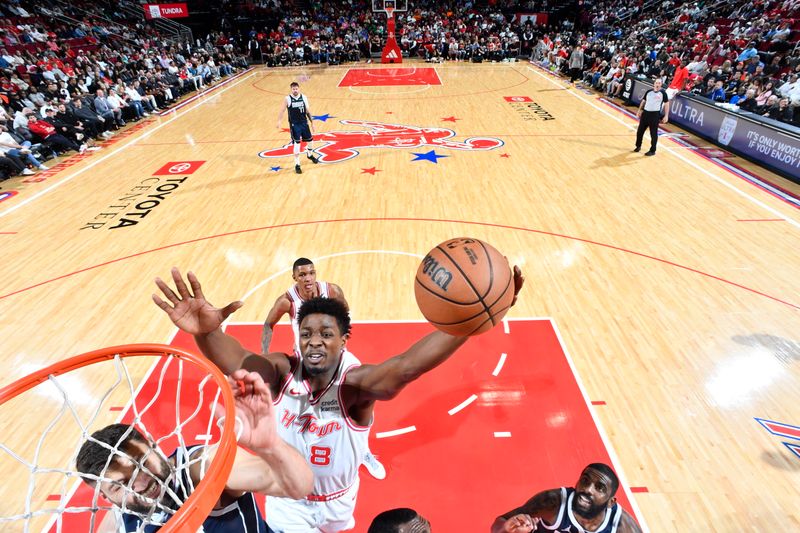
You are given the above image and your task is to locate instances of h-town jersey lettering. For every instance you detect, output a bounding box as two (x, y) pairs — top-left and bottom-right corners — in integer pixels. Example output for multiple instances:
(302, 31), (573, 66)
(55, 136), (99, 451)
(272, 350), (369, 499)
(287, 281), (330, 352)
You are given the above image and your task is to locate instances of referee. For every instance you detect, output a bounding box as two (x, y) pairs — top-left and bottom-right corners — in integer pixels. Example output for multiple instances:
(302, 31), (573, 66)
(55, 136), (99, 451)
(634, 78), (670, 156)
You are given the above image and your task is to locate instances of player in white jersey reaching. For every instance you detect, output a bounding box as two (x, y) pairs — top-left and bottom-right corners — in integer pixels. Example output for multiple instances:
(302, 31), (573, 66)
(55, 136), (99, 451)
(153, 266), (524, 532)
(260, 257), (386, 481)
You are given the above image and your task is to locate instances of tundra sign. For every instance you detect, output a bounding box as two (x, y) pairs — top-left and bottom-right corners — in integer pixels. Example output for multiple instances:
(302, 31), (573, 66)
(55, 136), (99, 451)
(143, 3), (189, 19)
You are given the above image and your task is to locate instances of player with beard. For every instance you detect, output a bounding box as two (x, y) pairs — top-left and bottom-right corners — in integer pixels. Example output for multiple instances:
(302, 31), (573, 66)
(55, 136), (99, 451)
(75, 370), (313, 532)
(491, 463), (642, 533)
(153, 266), (524, 532)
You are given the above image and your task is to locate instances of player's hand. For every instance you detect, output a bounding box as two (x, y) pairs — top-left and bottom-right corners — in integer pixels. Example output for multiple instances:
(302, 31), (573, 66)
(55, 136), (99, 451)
(661, 116), (668, 124)
(217, 369), (280, 452)
(636, 110), (642, 118)
(152, 267), (243, 335)
(503, 514), (534, 532)
(511, 265), (524, 307)
(276, 121), (282, 130)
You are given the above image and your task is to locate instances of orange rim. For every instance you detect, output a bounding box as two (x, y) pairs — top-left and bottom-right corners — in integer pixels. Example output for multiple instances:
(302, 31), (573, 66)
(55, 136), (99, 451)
(0, 343), (237, 533)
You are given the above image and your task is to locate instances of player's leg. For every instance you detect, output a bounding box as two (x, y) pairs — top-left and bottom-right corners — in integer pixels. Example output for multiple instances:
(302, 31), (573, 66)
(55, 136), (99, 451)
(302, 123), (319, 164)
(290, 123), (303, 173)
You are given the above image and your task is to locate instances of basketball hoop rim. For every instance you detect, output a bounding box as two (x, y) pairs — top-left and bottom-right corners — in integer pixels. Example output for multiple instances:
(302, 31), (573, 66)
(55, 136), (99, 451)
(0, 343), (238, 533)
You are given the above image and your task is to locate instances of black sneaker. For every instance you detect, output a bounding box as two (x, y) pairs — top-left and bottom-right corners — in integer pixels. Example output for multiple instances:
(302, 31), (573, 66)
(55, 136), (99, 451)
(308, 154), (319, 164)
(633, 146), (641, 152)
(645, 150), (656, 156)
(295, 164), (302, 174)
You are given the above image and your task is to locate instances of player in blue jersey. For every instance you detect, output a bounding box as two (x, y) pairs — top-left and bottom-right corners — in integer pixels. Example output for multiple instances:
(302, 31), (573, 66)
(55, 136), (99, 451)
(491, 463), (642, 533)
(76, 370), (313, 532)
(276, 81), (320, 174)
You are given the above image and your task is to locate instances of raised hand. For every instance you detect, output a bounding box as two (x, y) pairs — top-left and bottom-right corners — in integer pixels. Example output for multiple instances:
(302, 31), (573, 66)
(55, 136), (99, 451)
(152, 267), (243, 335)
(218, 369), (279, 452)
(503, 514), (534, 533)
(511, 265), (525, 307)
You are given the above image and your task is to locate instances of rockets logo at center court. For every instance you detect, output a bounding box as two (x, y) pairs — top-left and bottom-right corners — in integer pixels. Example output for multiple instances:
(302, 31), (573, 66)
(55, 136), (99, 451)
(259, 120), (504, 163)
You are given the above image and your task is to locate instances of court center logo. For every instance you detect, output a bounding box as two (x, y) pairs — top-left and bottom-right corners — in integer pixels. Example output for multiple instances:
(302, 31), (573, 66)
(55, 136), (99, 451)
(258, 120), (503, 163)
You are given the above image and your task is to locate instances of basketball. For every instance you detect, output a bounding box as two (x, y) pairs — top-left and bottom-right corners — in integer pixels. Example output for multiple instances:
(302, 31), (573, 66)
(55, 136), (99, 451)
(414, 237), (515, 336)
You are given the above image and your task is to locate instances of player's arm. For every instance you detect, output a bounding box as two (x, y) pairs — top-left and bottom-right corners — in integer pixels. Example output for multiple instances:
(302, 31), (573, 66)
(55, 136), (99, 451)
(661, 98), (670, 123)
(192, 370), (314, 500)
(261, 294), (292, 354)
(346, 331), (469, 403)
(490, 489), (562, 533)
(347, 266), (523, 404)
(328, 283), (349, 312)
(191, 440), (312, 501)
(196, 330), (288, 386)
(618, 510), (644, 533)
(153, 268), (288, 387)
(303, 96), (315, 133)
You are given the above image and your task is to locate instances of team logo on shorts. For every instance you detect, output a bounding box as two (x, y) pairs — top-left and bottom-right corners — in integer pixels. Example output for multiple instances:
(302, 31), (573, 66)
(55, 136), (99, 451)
(258, 120), (504, 163)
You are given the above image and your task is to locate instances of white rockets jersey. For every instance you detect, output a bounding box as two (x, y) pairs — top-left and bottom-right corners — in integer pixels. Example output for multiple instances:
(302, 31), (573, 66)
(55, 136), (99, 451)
(273, 349), (370, 499)
(286, 280), (330, 352)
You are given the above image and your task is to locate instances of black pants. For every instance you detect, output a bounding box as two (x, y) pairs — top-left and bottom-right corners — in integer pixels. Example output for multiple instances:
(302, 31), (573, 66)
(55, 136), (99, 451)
(636, 111), (661, 151)
(569, 67), (582, 81)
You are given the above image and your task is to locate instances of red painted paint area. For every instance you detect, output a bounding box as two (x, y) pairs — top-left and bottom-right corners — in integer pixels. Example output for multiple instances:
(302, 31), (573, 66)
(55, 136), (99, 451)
(50, 320), (639, 531)
(338, 68), (442, 87)
(223, 320), (640, 529)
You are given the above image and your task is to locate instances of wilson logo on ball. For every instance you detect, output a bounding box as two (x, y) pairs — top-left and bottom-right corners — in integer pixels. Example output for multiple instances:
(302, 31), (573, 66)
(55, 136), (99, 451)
(421, 255), (454, 291)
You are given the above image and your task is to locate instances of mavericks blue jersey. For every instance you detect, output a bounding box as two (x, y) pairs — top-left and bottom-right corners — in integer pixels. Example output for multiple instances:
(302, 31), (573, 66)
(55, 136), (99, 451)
(534, 487), (622, 533)
(119, 445), (270, 533)
(286, 94), (309, 125)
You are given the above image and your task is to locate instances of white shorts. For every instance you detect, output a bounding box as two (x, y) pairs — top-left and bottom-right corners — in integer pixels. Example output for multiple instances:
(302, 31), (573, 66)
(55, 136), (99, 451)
(266, 477), (359, 533)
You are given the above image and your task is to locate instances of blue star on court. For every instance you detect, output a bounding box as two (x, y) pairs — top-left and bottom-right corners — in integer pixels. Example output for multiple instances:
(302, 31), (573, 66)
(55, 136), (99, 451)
(312, 114), (335, 122)
(411, 150), (448, 164)
(270, 166), (282, 172)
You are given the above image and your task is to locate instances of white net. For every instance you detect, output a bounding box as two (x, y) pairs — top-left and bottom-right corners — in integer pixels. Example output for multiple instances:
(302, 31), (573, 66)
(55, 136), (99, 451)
(0, 348), (233, 533)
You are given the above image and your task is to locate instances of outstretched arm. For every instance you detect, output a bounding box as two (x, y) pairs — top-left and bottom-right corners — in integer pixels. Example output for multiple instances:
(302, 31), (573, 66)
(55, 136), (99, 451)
(197, 370), (313, 499)
(350, 266), (524, 404)
(153, 268), (287, 386)
(261, 295), (291, 354)
(347, 331), (469, 403)
(490, 489), (562, 533)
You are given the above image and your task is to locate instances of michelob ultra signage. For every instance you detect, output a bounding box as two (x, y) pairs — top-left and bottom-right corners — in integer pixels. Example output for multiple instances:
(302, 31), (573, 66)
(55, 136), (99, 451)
(144, 3), (189, 19)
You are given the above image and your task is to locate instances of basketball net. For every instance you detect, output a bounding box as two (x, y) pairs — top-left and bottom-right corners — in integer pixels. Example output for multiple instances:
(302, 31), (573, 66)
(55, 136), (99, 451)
(0, 345), (238, 533)
(385, 7), (394, 20)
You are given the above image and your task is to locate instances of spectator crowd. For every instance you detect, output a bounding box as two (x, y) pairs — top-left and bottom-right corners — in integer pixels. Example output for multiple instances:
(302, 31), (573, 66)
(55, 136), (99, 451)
(2, 0), (797, 180)
(0, 0), (248, 180)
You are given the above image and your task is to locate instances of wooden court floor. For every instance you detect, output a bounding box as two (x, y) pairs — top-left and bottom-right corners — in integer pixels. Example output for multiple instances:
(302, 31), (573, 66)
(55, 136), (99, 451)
(0, 62), (799, 532)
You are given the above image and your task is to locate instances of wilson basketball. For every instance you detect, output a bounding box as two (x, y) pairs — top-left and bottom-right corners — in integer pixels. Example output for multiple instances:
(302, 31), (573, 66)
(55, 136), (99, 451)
(414, 237), (515, 336)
